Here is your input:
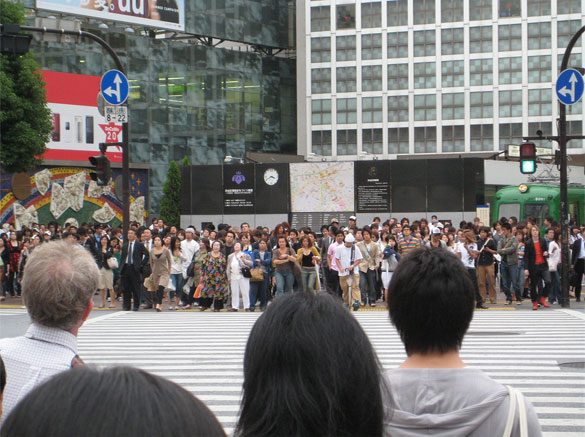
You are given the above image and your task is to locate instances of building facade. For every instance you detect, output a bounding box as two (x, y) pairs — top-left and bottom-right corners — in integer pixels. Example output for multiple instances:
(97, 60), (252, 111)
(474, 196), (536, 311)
(297, 0), (585, 161)
(22, 0), (296, 215)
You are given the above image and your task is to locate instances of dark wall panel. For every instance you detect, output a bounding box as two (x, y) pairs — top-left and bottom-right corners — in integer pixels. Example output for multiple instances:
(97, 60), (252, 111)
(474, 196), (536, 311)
(427, 159), (463, 211)
(180, 165), (191, 214)
(390, 161), (427, 212)
(255, 163), (289, 214)
(223, 164), (255, 214)
(463, 158), (485, 210)
(191, 165), (223, 215)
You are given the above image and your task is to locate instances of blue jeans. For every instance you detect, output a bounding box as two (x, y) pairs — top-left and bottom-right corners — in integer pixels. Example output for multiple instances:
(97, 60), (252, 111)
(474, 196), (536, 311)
(275, 270), (294, 295)
(500, 262), (514, 302)
(170, 273), (184, 301)
(510, 264), (523, 301)
(250, 274), (270, 309)
(549, 270), (560, 303)
(300, 267), (317, 295)
(359, 269), (377, 304)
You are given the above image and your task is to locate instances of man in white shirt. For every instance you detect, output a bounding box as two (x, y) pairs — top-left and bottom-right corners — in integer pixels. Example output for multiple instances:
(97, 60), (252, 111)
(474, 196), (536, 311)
(0, 241), (99, 422)
(180, 228), (200, 304)
(335, 233), (363, 311)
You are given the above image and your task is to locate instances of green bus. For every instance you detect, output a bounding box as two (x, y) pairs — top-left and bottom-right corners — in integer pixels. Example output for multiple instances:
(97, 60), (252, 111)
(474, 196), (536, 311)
(492, 184), (585, 227)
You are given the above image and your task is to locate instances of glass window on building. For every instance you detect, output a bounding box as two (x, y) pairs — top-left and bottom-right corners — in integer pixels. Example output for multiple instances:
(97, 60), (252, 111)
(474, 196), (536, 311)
(470, 91), (493, 118)
(499, 123), (523, 150)
(442, 92), (465, 120)
(442, 60), (464, 88)
(336, 67), (357, 92)
(470, 0), (492, 20)
(499, 90), (522, 117)
(337, 129), (358, 155)
(499, 57), (522, 84)
(312, 130), (332, 156)
(337, 98), (357, 124)
(387, 0), (408, 27)
(337, 4), (356, 29)
(311, 37), (331, 63)
(441, 0), (463, 22)
(442, 125), (465, 152)
(567, 121), (584, 148)
(413, 62), (436, 89)
(470, 26), (492, 53)
(362, 34), (382, 60)
(362, 2), (382, 28)
(527, 22), (552, 50)
(558, 20), (582, 48)
(558, 0), (581, 14)
(527, 0), (551, 16)
(312, 99), (332, 125)
(528, 121), (552, 136)
(414, 126), (437, 153)
(527, 55), (552, 83)
(528, 88), (552, 116)
(470, 124), (493, 151)
(388, 127), (409, 154)
(363, 128), (383, 154)
(413, 0), (435, 24)
(499, 0), (521, 17)
(362, 65), (383, 91)
(388, 31), (408, 58)
(312, 68), (332, 94)
(388, 95), (409, 122)
(499, 24), (522, 51)
(362, 96), (383, 123)
(388, 63), (409, 90)
(414, 30), (436, 57)
(470, 59), (493, 86)
(441, 28), (464, 55)
(414, 94), (436, 121)
(311, 6), (330, 32)
(557, 53), (582, 70)
(336, 36), (356, 61)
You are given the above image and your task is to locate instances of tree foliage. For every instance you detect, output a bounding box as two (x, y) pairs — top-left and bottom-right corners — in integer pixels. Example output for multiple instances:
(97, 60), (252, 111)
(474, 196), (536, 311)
(181, 156), (190, 166)
(0, 1), (53, 173)
(159, 161), (181, 226)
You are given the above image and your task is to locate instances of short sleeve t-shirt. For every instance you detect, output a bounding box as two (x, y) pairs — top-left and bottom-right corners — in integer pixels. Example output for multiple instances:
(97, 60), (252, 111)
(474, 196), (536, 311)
(458, 243), (477, 269)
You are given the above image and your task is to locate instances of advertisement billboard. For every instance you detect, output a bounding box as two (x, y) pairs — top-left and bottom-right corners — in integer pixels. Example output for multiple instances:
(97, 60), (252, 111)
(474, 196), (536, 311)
(41, 70), (123, 163)
(36, 0), (185, 32)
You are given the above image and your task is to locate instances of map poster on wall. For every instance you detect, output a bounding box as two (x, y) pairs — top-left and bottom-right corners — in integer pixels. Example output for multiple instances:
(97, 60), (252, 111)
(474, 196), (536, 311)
(290, 162), (354, 212)
(223, 165), (255, 214)
(355, 161), (390, 212)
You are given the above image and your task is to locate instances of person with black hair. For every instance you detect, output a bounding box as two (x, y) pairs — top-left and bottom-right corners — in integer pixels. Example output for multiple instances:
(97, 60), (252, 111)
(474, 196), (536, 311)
(0, 355), (5, 418)
(385, 247), (542, 436)
(0, 366), (225, 437)
(236, 292), (388, 437)
(498, 223), (519, 305)
(524, 226), (551, 310)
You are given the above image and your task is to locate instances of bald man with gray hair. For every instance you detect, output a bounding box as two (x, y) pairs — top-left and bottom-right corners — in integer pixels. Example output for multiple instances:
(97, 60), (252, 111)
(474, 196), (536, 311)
(0, 241), (99, 422)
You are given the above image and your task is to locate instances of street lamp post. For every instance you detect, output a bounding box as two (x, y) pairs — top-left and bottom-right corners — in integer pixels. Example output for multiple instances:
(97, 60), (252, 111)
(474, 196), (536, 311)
(0, 22), (131, 237)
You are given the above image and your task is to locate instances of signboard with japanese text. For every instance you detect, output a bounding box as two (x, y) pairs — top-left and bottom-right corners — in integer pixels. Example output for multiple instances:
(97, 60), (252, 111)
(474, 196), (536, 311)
(36, 0), (185, 31)
(223, 165), (255, 214)
(355, 161), (390, 212)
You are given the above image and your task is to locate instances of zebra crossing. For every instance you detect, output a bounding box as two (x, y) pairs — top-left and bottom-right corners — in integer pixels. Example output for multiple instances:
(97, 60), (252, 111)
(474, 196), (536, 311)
(77, 309), (585, 436)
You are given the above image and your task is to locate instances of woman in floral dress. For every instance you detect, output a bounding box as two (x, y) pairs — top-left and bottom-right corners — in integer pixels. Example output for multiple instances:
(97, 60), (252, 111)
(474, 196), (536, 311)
(200, 240), (228, 312)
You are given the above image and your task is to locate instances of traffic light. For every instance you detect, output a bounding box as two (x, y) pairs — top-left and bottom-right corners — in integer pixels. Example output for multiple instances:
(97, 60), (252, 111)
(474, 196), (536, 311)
(519, 142), (536, 174)
(0, 24), (32, 55)
(89, 154), (111, 186)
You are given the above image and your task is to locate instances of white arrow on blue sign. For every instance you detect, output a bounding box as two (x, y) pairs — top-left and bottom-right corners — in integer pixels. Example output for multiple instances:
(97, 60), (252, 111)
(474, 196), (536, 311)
(100, 70), (129, 106)
(556, 68), (585, 105)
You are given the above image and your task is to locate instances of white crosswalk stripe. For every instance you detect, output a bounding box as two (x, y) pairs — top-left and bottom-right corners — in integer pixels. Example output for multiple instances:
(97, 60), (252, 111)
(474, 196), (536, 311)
(77, 309), (585, 436)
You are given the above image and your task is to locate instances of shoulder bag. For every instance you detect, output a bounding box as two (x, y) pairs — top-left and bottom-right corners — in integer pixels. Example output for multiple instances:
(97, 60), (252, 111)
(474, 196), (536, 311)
(502, 386), (528, 437)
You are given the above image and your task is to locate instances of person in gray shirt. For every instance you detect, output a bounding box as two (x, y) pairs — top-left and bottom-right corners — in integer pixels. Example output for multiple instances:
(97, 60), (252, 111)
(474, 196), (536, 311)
(384, 247), (542, 437)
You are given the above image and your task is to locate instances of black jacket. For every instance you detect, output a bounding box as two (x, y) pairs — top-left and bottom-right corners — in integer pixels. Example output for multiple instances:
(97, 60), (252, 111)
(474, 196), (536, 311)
(571, 238), (585, 266)
(119, 240), (149, 275)
(524, 237), (549, 271)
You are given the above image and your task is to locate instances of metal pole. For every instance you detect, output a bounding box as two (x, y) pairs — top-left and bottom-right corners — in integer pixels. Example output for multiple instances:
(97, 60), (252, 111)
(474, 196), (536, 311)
(3, 24), (131, 238)
(558, 25), (585, 308)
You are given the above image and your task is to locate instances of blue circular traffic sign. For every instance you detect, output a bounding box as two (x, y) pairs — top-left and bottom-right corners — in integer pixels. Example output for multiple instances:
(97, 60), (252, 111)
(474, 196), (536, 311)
(100, 70), (129, 106)
(556, 68), (584, 105)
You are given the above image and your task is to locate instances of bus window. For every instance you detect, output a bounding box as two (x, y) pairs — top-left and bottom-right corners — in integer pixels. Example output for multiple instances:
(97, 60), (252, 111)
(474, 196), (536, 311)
(51, 113), (60, 142)
(86, 116), (94, 144)
(569, 202), (580, 225)
(523, 203), (550, 227)
(498, 203), (520, 221)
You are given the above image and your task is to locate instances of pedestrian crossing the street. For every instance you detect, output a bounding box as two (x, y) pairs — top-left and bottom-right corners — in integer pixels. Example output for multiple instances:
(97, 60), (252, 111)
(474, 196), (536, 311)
(77, 309), (585, 436)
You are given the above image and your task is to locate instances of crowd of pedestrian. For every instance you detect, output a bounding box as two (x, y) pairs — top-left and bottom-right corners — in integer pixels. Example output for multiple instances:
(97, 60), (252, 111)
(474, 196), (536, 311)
(1, 214), (584, 311)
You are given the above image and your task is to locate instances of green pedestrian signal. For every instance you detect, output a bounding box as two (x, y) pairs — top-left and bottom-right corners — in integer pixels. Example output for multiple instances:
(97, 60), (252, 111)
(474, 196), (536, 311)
(519, 143), (536, 174)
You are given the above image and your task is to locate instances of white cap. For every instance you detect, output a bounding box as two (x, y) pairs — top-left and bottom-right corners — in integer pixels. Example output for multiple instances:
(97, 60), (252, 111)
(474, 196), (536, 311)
(185, 227), (195, 234)
(432, 228), (441, 235)
(349, 216), (357, 221)
(344, 234), (355, 243)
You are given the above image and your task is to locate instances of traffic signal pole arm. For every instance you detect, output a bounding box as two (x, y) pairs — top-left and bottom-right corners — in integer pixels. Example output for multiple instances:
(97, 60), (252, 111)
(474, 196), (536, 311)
(0, 23), (131, 238)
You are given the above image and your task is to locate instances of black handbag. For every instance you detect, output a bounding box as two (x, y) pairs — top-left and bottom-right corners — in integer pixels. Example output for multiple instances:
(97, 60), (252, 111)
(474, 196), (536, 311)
(241, 267), (252, 278)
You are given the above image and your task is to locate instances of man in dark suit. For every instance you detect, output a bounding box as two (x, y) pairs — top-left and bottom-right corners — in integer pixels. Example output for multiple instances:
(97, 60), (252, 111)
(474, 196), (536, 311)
(571, 228), (585, 302)
(524, 226), (551, 310)
(318, 225), (333, 293)
(119, 229), (149, 311)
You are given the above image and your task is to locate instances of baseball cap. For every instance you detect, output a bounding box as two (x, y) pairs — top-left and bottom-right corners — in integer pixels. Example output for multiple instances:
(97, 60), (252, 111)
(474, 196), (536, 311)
(345, 234), (356, 243)
(431, 228), (441, 235)
(185, 227), (196, 234)
(349, 216), (357, 221)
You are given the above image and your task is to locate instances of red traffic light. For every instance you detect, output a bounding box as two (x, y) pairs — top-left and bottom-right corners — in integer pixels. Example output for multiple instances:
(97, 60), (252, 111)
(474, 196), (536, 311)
(519, 142), (536, 159)
(89, 154), (111, 185)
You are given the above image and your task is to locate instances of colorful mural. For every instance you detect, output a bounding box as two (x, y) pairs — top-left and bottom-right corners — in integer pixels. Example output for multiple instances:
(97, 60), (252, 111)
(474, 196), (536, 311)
(0, 166), (148, 228)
